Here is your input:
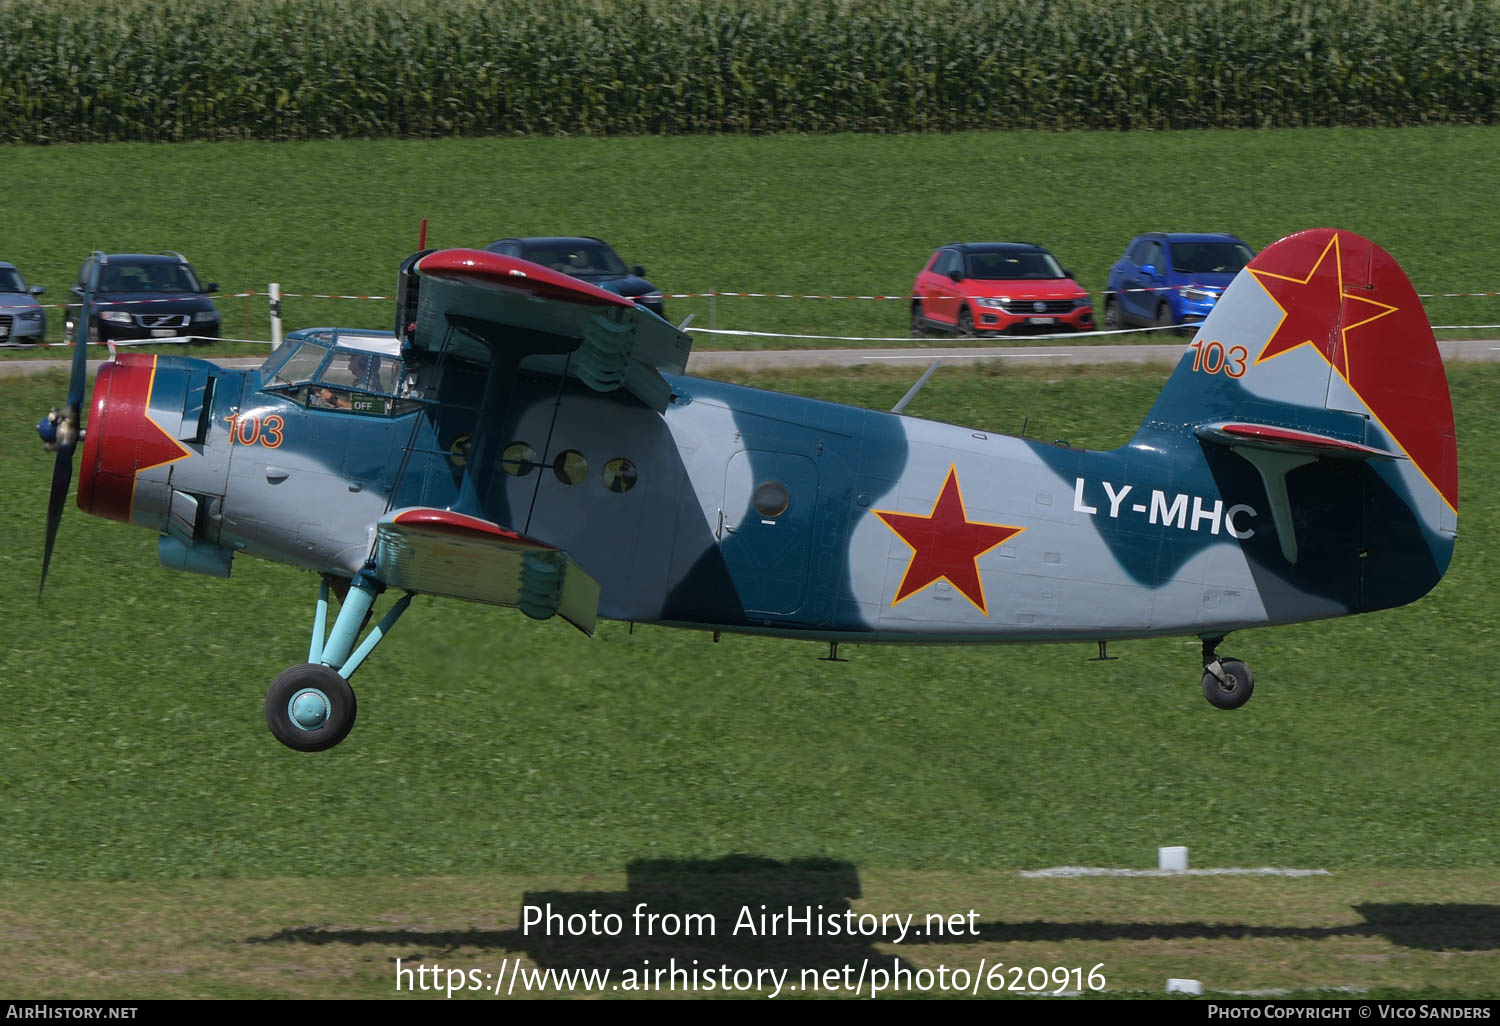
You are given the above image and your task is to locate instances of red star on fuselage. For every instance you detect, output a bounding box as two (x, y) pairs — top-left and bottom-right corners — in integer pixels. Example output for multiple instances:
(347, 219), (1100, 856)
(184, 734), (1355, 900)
(873, 465), (1024, 615)
(1247, 232), (1398, 379)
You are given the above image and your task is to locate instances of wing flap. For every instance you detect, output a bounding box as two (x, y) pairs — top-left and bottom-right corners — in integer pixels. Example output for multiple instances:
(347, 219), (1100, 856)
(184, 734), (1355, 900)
(373, 507), (600, 636)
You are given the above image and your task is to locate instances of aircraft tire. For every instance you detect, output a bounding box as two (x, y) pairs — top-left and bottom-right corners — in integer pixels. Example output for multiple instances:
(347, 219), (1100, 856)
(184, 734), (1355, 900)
(265, 663), (358, 752)
(1201, 658), (1254, 710)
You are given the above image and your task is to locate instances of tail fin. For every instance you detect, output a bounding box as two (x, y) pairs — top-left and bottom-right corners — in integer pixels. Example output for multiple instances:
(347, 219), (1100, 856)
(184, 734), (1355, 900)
(1136, 228), (1457, 610)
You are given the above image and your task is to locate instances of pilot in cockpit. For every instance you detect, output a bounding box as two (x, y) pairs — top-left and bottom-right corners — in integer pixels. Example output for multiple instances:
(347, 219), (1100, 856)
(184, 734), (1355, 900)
(313, 351), (375, 409)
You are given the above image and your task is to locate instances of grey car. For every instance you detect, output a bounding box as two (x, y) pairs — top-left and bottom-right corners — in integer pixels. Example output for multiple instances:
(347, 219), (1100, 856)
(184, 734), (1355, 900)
(0, 262), (47, 345)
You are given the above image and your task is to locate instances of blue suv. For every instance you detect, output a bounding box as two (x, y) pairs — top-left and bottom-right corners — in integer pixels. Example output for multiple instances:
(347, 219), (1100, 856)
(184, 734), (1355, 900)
(1103, 233), (1255, 332)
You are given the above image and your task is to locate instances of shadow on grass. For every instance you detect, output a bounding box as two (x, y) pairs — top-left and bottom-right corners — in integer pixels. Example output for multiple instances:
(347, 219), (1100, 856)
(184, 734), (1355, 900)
(246, 856), (1500, 965)
(919, 904), (1500, 952)
(249, 854), (903, 972)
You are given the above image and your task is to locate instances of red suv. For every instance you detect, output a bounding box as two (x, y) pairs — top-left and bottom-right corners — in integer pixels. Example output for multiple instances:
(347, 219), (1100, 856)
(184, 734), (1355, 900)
(911, 243), (1093, 336)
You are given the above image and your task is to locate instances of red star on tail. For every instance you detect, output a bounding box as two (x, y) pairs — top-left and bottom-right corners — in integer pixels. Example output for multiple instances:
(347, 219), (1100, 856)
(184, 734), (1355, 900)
(1248, 232), (1397, 379)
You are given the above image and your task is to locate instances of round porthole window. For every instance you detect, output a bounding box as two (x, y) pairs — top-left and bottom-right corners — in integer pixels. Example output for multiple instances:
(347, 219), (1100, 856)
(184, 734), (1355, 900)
(501, 442), (536, 476)
(752, 481), (790, 518)
(553, 449), (588, 485)
(602, 458), (637, 493)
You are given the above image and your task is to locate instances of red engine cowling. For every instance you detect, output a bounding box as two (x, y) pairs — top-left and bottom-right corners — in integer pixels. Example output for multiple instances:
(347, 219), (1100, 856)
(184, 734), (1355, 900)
(77, 354), (193, 525)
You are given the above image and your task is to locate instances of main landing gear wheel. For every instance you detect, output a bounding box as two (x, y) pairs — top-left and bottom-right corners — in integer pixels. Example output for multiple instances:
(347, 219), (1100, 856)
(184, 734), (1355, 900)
(1199, 636), (1254, 709)
(265, 663), (357, 752)
(1201, 657), (1254, 710)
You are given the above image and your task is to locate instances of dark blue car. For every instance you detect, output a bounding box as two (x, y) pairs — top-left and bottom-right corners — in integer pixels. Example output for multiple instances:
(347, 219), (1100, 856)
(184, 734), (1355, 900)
(484, 236), (665, 319)
(1103, 233), (1255, 332)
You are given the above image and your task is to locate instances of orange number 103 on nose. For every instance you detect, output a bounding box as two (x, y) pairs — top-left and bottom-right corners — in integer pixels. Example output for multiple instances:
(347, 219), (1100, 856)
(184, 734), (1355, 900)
(224, 413), (285, 448)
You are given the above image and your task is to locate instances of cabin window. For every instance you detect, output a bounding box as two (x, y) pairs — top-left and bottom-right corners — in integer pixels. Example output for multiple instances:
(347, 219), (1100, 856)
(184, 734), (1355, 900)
(502, 442), (537, 476)
(602, 458), (637, 493)
(752, 481), (790, 518)
(553, 450), (588, 485)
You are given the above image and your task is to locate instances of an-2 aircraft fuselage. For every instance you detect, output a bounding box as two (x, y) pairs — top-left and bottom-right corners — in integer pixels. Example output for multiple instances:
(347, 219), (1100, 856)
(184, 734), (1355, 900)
(50, 230), (1457, 750)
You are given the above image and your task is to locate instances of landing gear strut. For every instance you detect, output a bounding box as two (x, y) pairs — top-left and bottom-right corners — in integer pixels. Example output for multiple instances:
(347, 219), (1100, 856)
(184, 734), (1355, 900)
(265, 571), (415, 751)
(1200, 635), (1254, 710)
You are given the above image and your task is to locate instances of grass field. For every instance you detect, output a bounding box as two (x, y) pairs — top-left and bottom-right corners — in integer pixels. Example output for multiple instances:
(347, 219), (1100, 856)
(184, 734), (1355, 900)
(5, 870), (1497, 998)
(2, 357), (1497, 998)
(4, 126), (1500, 352)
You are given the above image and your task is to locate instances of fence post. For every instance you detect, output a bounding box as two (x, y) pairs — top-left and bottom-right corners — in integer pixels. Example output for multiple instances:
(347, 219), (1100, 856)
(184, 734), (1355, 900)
(269, 283), (283, 347)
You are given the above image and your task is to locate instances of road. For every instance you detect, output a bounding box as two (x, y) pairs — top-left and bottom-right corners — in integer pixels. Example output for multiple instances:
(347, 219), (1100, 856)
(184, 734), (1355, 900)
(6, 338), (1500, 379)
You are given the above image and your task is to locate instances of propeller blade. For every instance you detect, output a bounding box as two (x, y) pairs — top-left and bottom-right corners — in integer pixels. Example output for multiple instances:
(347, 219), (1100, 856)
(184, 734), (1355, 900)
(66, 269), (96, 409)
(39, 445), (75, 601)
(39, 263), (99, 601)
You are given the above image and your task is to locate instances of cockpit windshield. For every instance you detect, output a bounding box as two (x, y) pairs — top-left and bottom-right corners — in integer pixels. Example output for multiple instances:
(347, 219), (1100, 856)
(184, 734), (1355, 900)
(261, 330), (426, 414)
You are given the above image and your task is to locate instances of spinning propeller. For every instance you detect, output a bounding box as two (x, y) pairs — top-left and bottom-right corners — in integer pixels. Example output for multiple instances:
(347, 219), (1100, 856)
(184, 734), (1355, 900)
(36, 276), (96, 600)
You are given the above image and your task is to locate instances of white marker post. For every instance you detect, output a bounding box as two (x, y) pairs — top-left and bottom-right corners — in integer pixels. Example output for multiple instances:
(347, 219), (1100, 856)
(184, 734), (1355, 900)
(1159, 846), (1189, 871)
(269, 283), (283, 347)
(1167, 979), (1203, 995)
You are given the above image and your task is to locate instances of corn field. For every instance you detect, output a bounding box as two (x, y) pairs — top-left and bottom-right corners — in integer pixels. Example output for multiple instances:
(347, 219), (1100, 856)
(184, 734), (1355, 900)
(0, 0), (1496, 142)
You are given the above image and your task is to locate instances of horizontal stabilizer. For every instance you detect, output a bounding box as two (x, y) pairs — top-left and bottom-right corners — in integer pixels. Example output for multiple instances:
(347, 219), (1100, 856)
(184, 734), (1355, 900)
(373, 507), (600, 635)
(1196, 421), (1403, 566)
(1195, 422), (1404, 461)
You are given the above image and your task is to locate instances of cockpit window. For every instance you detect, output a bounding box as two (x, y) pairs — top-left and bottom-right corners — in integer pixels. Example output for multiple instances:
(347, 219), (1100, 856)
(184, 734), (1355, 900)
(271, 341), (331, 386)
(320, 350), (394, 392)
(262, 331), (427, 415)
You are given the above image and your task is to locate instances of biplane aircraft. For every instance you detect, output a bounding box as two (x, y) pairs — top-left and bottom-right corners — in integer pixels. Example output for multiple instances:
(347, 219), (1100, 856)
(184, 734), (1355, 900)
(38, 228), (1457, 751)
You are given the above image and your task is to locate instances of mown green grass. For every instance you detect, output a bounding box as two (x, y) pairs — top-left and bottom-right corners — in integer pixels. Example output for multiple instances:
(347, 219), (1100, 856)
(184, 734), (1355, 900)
(2, 362), (1498, 887)
(2, 869), (1497, 998)
(3, 127), (1500, 351)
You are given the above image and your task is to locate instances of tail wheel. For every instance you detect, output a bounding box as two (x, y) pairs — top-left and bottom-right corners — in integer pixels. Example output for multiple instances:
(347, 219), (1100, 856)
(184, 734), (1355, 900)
(956, 306), (975, 337)
(1202, 658), (1254, 710)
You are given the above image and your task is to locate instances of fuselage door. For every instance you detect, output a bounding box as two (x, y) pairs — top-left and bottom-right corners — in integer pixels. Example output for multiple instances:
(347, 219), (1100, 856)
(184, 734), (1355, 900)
(720, 450), (819, 618)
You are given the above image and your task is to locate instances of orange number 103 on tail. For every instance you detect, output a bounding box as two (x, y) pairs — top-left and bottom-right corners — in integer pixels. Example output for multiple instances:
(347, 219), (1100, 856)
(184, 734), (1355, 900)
(1190, 338), (1249, 378)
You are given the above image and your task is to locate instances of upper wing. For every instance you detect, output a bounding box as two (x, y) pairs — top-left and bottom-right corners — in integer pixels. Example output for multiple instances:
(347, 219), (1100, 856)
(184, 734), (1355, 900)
(397, 248), (691, 413)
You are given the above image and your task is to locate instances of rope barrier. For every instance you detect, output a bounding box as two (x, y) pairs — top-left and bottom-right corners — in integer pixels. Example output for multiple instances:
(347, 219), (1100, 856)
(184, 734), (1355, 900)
(5, 284), (1500, 314)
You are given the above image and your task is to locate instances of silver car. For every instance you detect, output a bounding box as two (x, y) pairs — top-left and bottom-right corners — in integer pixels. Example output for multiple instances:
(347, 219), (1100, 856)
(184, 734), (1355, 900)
(0, 262), (47, 345)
